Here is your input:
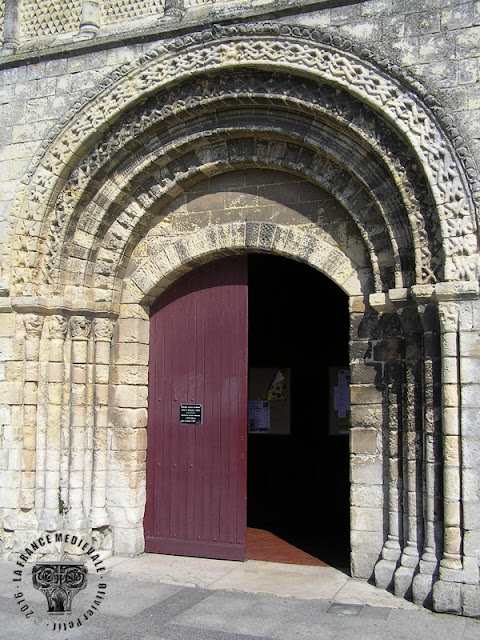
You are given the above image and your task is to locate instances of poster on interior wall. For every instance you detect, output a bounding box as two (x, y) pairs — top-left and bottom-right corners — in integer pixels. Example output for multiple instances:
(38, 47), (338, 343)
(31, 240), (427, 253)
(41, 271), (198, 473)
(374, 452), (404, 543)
(248, 401), (271, 433)
(267, 369), (287, 401)
(329, 367), (351, 435)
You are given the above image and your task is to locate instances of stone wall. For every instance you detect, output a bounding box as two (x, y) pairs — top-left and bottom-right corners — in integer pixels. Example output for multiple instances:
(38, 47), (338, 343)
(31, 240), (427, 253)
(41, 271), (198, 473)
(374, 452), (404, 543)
(0, 0), (479, 617)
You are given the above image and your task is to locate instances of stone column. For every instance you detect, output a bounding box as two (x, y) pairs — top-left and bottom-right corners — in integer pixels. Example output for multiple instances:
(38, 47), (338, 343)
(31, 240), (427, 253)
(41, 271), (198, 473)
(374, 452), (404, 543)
(163, 0), (184, 18)
(67, 316), (92, 530)
(432, 281), (480, 614)
(411, 286), (442, 607)
(437, 300), (462, 571)
(22, 314), (44, 512)
(78, 0), (101, 37)
(373, 308), (403, 590)
(89, 317), (114, 529)
(394, 304), (424, 599)
(349, 296), (384, 579)
(1, 0), (20, 55)
(41, 315), (68, 530)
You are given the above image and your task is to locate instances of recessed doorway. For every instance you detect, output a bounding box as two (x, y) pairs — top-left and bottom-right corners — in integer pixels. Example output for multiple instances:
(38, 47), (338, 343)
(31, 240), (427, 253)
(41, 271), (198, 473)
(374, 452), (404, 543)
(145, 253), (350, 568)
(247, 254), (350, 569)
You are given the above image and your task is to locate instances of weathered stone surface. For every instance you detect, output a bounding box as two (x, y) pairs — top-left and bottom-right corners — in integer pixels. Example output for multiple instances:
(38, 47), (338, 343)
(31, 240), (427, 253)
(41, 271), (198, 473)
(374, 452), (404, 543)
(0, 0), (479, 617)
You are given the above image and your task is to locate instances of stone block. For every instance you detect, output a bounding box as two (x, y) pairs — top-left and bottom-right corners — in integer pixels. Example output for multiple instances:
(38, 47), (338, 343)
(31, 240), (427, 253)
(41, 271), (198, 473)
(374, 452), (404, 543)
(71, 365), (87, 384)
(461, 407), (480, 437)
(112, 384), (148, 409)
(351, 506), (383, 532)
(350, 455), (383, 484)
(461, 436), (480, 469)
(350, 384), (383, 405)
(0, 486), (20, 508)
(456, 26), (480, 59)
(462, 468), (479, 501)
(113, 343), (149, 366)
(350, 483), (383, 508)
(110, 407), (148, 429)
(461, 384), (480, 408)
(95, 384), (109, 405)
(433, 579), (462, 614)
(47, 362), (64, 383)
(463, 501), (480, 530)
(21, 450), (35, 472)
(111, 365), (148, 385)
(107, 469), (146, 491)
(115, 318), (149, 344)
(95, 364), (110, 384)
(443, 383), (460, 407)
(111, 428), (147, 451)
(109, 504), (145, 529)
(0, 381), (23, 405)
(110, 450), (146, 472)
(4, 361), (23, 381)
(350, 428), (378, 454)
(0, 313), (16, 337)
(463, 530), (480, 557)
(444, 435), (460, 465)
(462, 584), (480, 617)
(112, 525), (145, 556)
(350, 551), (376, 580)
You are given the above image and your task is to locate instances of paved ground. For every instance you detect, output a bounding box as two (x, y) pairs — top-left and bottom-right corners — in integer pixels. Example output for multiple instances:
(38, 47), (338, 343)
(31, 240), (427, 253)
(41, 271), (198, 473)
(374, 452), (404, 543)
(1, 553), (479, 639)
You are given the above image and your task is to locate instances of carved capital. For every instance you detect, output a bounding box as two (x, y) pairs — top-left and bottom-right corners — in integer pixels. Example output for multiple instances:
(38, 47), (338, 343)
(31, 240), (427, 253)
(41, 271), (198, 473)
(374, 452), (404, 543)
(438, 303), (458, 333)
(48, 314), (68, 339)
(23, 314), (44, 338)
(70, 316), (92, 340)
(94, 318), (114, 342)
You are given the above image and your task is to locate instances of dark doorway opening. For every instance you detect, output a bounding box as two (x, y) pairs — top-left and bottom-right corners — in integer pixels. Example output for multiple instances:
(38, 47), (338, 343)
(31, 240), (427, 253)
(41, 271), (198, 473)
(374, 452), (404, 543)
(247, 254), (350, 569)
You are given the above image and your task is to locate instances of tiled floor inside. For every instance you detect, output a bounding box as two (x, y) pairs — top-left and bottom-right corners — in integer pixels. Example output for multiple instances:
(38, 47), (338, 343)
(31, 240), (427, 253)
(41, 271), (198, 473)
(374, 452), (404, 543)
(245, 527), (328, 566)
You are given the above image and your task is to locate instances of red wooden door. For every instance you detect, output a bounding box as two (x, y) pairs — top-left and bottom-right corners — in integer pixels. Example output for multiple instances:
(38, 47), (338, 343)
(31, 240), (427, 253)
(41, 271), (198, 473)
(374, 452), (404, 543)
(144, 256), (248, 560)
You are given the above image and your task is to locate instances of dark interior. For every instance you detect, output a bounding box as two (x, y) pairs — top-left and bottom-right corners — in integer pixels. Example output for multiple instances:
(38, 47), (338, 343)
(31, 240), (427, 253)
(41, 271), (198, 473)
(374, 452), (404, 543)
(247, 253), (350, 569)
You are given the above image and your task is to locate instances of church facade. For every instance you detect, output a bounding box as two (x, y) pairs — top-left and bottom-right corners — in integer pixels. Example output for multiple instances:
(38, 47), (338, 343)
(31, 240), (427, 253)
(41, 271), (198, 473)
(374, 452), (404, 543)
(0, 0), (479, 616)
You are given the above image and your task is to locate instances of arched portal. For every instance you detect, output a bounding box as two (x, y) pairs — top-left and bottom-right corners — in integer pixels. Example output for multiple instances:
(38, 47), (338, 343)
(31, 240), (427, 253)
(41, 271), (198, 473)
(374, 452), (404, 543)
(4, 23), (480, 616)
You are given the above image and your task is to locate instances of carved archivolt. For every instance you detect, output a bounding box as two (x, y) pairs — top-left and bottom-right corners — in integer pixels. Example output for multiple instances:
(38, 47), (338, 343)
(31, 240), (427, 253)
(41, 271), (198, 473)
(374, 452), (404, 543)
(125, 221), (364, 304)
(43, 72), (439, 294)
(7, 23), (480, 296)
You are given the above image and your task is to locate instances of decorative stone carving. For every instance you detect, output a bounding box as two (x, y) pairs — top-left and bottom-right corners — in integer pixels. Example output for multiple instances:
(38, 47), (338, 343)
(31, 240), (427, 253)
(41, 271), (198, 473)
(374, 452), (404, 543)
(47, 314), (68, 339)
(7, 23), (476, 297)
(94, 317), (114, 341)
(20, 0), (82, 39)
(438, 303), (459, 333)
(70, 315), (92, 339)
(100, 0), (164, 25)
(23, 314), (45, 337)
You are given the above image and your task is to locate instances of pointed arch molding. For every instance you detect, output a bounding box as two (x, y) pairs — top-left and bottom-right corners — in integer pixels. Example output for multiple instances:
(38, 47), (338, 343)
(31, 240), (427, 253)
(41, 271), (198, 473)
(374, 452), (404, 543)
(125, 222), (364, 305)
(7, 22), (480, 296)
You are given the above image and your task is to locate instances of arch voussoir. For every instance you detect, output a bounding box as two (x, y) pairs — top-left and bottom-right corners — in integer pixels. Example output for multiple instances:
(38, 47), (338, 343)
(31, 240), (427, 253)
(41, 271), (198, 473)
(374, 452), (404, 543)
(127, 222), (365, 306)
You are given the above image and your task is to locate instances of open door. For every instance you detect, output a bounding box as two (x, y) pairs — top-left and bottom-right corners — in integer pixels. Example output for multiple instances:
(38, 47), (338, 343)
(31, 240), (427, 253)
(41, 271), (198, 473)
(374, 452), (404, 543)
(144, 256), (248, 560)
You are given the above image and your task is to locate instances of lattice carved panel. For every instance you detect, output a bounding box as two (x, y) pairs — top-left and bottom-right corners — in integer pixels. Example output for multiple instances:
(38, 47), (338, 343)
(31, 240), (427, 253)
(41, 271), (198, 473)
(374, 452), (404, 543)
(20, 0), (82, 38)
(100, 0), (164, 24)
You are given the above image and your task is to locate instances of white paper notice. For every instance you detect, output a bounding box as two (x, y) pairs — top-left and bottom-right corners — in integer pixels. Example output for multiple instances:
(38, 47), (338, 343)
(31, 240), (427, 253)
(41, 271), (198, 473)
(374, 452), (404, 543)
(248, 401), (271, 433)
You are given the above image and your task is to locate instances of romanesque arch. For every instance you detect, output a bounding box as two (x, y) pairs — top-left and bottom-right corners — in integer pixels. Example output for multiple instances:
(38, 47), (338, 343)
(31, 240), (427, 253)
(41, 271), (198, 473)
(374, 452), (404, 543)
(3, 23), (480, 615)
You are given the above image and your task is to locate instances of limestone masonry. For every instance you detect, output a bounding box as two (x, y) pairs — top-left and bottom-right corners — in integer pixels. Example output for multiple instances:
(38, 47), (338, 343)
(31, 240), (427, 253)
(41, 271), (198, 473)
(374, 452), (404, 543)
(0, 0), (479, 617)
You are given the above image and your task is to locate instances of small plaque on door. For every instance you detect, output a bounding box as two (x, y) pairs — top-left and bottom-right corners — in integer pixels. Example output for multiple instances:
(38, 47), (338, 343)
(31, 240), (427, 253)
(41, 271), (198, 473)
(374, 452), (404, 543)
(179, 404), (203, 424)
